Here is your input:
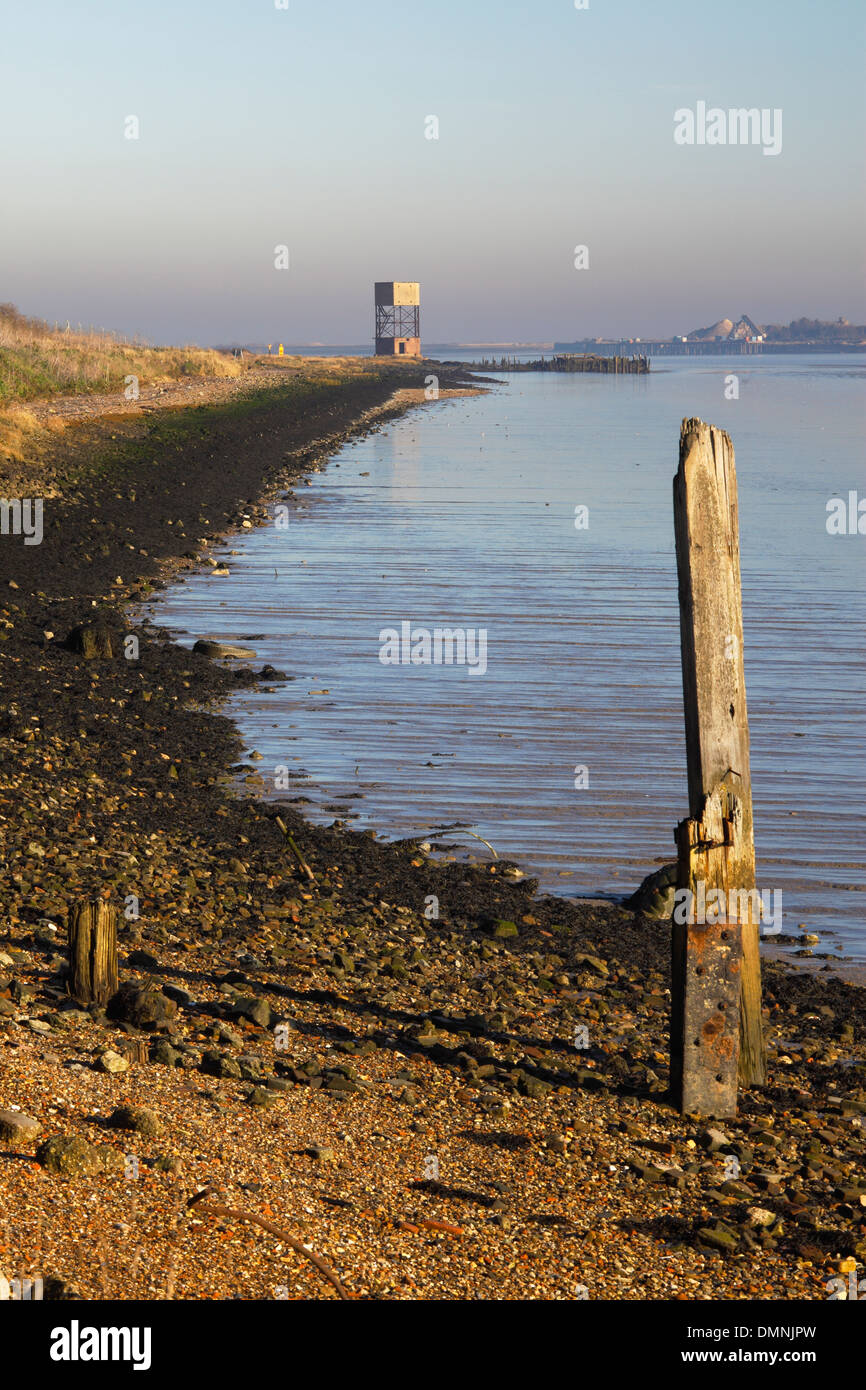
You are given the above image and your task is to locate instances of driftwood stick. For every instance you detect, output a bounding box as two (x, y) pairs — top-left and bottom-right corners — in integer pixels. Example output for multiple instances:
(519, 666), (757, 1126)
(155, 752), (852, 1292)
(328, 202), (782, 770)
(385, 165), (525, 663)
(274, 817), (316, 883)
(426, 828), (499, 859)
(188, 1193), (349, 1299)
(460, 830), (499, 859)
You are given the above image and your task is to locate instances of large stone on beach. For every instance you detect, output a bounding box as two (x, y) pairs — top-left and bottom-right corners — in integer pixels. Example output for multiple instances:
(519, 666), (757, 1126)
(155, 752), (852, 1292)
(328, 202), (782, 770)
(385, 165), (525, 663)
(324, 1072), (359, 1095)
(96, 1049), (129, 1074)
(107, 981), (177, 1031)
(66, 621), (116, 659)
(697, 1222), (741, 1253)
(746, 1207), (776, 1228)
(193, 639), (257, 659)
(37, 1135), (123, 1177)
(0, 1110), (41, 1144)
(481, 918), (518, 938)
(126, 949), (160, 971)
(107, 1105), (161, 1138)
(699, 1126), (732, 1153)
(247, 1086), (278, 1107)
(625, 862), (678, 918)
(572, 952), (609, 977)
(631, 1161), (667, 1183)
(149, 1039), (183, 1068)
(230, 996), (275, 1029)
(201, 1050), (242, 1079)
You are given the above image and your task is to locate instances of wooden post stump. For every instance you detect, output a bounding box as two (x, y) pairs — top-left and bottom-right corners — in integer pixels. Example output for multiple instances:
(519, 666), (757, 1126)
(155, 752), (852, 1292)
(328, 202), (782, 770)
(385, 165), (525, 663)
(117, 1036), (148, 1064)
(68, 899), (119, 1007)
(671, 418), (767, 1116)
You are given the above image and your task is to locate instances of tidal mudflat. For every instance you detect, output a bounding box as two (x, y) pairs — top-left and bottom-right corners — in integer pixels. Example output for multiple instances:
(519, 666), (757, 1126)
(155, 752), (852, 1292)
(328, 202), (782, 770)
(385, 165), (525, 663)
(158, 355), (866, 967)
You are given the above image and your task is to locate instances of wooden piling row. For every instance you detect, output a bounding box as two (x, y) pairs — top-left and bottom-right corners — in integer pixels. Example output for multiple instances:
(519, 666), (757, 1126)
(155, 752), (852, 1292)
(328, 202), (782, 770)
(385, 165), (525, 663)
(470, 353), (649, 374)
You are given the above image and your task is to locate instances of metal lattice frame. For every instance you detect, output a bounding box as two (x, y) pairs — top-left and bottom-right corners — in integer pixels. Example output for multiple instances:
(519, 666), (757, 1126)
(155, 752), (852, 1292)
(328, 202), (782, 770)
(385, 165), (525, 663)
(375, 304), (420, 340)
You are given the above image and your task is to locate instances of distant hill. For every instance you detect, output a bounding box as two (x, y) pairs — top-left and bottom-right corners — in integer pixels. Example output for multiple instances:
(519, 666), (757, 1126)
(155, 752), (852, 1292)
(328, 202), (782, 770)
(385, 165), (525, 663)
(685, 314), (864, 344)
(687, 314), (760, 341)
(688, 317), (734, 341)
(729, 314), (761, 339)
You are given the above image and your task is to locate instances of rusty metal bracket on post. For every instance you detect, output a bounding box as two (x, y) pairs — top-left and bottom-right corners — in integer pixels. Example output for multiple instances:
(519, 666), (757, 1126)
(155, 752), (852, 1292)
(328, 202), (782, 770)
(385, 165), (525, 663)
(670, 784), (745, 1116)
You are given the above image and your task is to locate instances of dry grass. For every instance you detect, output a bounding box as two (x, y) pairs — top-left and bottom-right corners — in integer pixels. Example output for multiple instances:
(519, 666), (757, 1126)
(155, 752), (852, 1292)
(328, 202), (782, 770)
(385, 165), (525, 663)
(0, 313), (439, 466)
(0, 303), (240, 406)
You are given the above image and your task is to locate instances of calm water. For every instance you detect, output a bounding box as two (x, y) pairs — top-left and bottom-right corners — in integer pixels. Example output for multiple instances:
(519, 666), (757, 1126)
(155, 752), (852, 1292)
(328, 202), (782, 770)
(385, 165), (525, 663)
(153, 354), (866, 962)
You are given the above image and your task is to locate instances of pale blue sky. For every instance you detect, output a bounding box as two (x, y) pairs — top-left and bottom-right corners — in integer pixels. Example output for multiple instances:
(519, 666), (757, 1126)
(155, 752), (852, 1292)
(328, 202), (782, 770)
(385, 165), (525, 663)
(1, 0), (863, 344)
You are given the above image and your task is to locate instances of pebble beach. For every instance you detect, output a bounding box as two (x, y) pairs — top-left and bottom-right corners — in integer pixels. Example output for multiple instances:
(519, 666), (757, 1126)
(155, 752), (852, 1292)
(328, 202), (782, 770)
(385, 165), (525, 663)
(0, 361), (864, 1303)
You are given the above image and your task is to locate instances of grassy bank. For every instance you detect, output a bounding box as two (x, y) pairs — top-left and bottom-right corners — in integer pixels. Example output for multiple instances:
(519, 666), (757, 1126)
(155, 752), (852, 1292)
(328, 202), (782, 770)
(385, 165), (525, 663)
(0, 308), (463, 471)
(0, 303), (239, 406)
(0, 301), (245, 464)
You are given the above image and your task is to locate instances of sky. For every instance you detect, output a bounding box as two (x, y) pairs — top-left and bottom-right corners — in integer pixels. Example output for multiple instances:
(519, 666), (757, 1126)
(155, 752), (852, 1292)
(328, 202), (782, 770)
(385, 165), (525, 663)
(1, 0), (863, 345)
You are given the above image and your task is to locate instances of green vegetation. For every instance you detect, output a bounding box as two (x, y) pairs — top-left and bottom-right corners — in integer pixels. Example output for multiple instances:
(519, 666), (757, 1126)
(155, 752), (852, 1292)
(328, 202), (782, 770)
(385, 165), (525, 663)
(762, 317), (866, 344)
(0, 303), (240, 405)
(0, 302), (435, 467)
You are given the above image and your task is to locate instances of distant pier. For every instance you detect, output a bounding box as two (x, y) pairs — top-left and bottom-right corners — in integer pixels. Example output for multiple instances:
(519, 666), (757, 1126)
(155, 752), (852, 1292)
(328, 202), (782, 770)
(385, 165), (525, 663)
(468, 352), (650, 374)
(553, 340), (866, 357)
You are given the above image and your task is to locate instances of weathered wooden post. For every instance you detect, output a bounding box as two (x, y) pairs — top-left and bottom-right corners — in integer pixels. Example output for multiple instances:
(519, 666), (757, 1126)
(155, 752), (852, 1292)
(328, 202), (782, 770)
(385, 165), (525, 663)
(68, 898), (119, 1007)
(671, 418), (767, 1116)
